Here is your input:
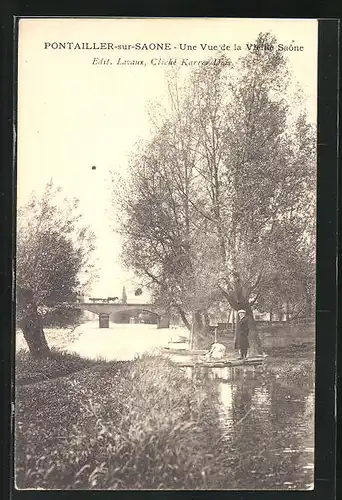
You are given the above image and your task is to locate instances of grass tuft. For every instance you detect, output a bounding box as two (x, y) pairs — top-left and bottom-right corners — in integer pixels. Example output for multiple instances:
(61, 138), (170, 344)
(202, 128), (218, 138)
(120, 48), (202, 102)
(15, 349), (103, 385)
(15, 353), (228, 490)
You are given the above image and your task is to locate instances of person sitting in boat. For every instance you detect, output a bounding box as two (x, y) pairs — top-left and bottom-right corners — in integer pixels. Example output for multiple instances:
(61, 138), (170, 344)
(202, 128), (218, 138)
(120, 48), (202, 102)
(235, 309), (249, 360)
(203, 342), (226, 360)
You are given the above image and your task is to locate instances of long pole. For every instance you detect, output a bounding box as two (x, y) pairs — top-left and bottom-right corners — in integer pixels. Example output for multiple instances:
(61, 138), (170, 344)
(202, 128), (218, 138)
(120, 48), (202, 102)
(190, 318), (194, 351)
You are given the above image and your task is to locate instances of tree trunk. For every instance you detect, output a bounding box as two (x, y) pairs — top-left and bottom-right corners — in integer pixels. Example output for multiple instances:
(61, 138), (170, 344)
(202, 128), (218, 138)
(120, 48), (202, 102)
(232, 308), (236, 334)
(244, 300), (263, 356)
(221, 279), (264, 355)
(227, 307), (232, 327)
(278, 309), (283, 322)
(192, 310), (207, 349)
(18, 291), (51, 358)
(269, 310), (273, 324)
(21, 312), (51, 358)
(285, 301), (290, 323)
(233, 310), (238, 350)
(203, 312), (210, 330)
(177, 306), (191, 331)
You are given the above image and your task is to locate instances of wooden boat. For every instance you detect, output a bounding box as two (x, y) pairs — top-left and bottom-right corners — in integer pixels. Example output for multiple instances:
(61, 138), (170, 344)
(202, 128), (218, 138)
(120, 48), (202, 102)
(161, 346), (266, 368)
(174, 357), (266, 368)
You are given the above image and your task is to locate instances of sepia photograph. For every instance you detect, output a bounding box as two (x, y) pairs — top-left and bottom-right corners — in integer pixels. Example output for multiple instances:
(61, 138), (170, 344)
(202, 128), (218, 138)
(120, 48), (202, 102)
(15, 18), (317, 490)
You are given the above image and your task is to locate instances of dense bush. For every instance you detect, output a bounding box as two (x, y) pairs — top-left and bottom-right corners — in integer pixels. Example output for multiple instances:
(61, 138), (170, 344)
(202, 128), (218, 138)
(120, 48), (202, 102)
(15, 354), (230, 490)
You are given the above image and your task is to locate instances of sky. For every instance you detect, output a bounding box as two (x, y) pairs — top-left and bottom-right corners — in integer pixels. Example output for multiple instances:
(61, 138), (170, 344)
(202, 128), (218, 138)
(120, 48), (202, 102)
(17, 18), (318, 300)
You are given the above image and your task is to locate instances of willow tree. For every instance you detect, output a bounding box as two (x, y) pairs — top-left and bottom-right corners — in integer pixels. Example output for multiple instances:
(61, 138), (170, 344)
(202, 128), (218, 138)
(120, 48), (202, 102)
(16, 181), (96, 357)
(113, 87), (212, 335)
(114, 33), (316, 352)
(185, 34), (316, 353)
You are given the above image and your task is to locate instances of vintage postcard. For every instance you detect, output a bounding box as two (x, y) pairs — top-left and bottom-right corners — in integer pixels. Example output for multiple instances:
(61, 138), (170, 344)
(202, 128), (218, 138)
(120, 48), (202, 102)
(15, 18), (317, 490)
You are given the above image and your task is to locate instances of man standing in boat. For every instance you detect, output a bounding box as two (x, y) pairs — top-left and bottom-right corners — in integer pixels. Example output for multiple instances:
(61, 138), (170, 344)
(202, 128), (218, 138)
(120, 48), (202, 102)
(235, 309), (249, 360)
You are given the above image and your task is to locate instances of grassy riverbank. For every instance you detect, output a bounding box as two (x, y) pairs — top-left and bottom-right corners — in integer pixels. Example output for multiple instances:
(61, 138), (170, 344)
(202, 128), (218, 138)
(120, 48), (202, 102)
(15, 335), (315, 490)
(16, 349), (100, 385)
(16, 353), (228, 490)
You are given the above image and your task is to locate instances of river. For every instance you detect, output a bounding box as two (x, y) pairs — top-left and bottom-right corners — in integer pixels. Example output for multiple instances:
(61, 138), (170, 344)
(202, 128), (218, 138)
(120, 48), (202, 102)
(65, 322), (314, 490)
(185, 363), (314, 490)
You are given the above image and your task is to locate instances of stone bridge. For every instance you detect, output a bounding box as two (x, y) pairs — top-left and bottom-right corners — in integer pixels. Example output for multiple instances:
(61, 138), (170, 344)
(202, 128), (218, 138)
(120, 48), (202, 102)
(70, 302), (170, 329)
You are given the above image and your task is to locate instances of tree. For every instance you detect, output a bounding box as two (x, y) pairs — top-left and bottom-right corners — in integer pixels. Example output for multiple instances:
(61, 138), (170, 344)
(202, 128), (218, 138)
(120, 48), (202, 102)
(16, 181), (97, 357)
(114, 33), (316, 352)
(113, 85), (199, 329)
(187, 34), (315, 352)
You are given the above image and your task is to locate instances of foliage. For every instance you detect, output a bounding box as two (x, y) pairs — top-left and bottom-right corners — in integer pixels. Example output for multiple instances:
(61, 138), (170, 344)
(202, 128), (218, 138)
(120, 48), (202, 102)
(16, 181), (97, 354)
(17, 180), (97, 310)
(113, 33), (316, 348)
(16, 349), (100, 385)
(15, 350), (314, 490)
(15, 354), (230, 490)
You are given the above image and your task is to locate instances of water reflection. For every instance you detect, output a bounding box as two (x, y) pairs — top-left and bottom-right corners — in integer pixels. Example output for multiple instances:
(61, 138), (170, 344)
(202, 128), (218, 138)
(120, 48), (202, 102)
(185, 363), (314, 490)
(216, 383), (234, 438)
(252, 386), (271, 412)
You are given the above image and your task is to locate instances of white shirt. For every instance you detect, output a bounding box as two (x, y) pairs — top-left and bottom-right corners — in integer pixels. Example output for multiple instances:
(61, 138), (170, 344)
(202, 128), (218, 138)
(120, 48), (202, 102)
(209, 343), (226, 359)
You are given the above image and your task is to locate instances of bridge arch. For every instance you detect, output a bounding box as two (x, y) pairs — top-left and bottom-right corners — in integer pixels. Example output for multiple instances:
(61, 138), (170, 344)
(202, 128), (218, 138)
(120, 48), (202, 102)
(110, 307), (160, 317)
(71, 302), (169, 329)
